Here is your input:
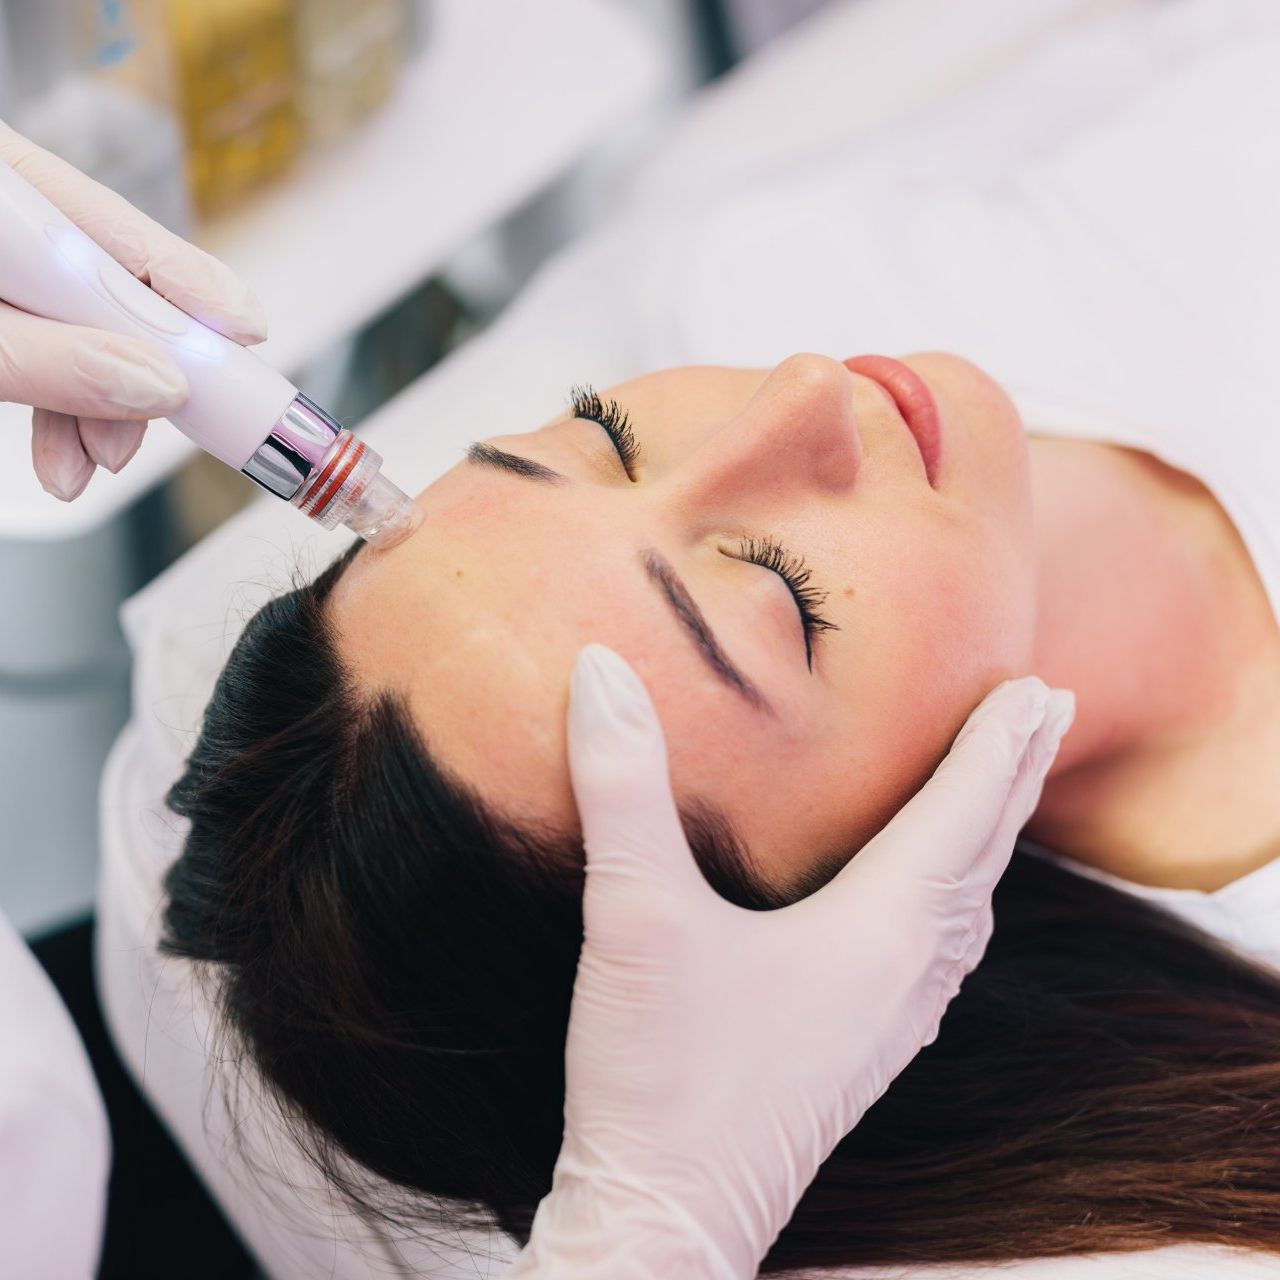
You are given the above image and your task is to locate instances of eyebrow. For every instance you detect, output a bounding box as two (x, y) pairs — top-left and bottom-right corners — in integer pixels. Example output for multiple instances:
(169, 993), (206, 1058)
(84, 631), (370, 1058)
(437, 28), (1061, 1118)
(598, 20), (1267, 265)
(464, 439), (773, 715)
(641, 549), (773, 714)
(466, 441), (565, 484)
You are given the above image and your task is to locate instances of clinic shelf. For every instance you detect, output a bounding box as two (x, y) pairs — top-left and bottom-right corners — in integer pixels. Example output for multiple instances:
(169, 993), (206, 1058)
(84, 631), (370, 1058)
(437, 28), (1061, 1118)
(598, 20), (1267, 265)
(0, 0), (661, 541)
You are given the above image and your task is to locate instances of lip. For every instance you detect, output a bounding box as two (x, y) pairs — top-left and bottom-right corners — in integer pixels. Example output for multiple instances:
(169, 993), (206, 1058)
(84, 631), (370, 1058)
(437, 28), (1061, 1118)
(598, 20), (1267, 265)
(842, 355), (942, 485)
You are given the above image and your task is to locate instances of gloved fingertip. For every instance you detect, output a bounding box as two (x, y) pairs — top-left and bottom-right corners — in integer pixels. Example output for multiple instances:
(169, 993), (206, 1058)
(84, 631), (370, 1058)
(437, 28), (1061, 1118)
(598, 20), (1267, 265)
(1044, 688), (1076, 744)
(80, 418), (146, 473)
(1025, 689), (1076, 785)
(957, 675), (1049, 751)
(102, 427), (145, 473)
(570, 644), (658, 741)
(1002, 673), (1052, 719)
(148, 245), (269, 344)
(39, 453), (95, 501)
(232, 293), (269, 344)
(205, 292), (268, 345)
(32, 409), (95, 501)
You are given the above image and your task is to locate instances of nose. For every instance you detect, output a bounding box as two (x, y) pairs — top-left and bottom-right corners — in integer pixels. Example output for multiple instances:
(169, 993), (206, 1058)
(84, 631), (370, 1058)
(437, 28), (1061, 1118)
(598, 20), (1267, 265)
(672, 353), (861, 515)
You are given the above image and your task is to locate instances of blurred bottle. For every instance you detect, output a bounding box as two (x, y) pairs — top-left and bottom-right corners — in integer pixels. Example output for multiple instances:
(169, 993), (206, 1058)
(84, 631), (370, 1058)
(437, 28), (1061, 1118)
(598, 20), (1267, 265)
(293, 0), (408, 148)
(3, 0), (191, 232)
(165, 0), (301, 218)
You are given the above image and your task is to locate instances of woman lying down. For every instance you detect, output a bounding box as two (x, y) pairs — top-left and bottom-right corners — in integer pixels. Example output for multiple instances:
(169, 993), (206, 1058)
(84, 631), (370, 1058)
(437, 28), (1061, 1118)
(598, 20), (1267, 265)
(160, 3), (1280, 1276)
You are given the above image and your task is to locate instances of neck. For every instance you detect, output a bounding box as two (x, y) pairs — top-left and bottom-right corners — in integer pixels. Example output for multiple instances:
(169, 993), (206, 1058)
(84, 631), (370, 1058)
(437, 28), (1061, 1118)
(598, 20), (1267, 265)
(1022, 436), (1280, 887)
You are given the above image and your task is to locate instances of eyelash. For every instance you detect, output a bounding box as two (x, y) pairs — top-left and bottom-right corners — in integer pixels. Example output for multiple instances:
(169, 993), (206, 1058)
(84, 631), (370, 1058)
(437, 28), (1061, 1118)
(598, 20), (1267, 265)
(568, 383), (838, 668)
(571, 383), (640, 478)
(734, 537), (838, 669)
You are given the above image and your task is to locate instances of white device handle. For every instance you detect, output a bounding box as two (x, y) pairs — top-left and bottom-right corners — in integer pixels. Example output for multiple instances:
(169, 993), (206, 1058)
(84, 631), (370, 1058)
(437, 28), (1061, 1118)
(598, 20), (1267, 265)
(0, 157), (296, 470)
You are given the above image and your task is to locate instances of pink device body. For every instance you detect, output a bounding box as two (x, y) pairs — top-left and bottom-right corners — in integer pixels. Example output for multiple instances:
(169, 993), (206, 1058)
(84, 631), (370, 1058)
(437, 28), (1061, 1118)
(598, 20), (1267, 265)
(0, 157), (420, 547)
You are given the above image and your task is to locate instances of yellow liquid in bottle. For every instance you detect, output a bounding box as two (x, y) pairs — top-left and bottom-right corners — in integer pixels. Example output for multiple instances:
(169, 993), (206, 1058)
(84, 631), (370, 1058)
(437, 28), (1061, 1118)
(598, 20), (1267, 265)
(165, 0), (301, 217)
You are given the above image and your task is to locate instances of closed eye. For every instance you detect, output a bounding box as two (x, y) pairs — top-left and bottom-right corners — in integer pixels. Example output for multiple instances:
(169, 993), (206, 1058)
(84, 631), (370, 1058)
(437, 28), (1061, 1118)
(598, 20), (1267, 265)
(726, 537), (838, 670)
(571, 383), (640, 478)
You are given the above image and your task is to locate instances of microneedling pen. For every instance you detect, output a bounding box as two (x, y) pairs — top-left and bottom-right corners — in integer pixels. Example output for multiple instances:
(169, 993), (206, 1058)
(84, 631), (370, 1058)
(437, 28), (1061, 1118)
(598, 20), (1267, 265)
(0, 158), (422, 549)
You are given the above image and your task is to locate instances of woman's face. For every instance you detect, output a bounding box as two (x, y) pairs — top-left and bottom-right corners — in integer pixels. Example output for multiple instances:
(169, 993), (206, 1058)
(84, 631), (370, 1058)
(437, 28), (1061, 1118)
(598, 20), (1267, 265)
(330, 352), (1036, 893)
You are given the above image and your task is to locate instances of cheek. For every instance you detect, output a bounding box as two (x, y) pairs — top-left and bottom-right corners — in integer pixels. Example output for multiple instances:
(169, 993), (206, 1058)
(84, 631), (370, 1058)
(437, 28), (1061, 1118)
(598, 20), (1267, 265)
(853, 509), (1036, 700)
(806, 527), (1035, 854)
(907, 540), (1035, 688)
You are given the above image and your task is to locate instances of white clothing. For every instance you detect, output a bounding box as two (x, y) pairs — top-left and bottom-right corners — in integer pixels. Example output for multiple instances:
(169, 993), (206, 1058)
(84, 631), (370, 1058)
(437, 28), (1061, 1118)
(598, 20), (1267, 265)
(0, 910), (109, 1279)
(96, 0), (1280, 1275)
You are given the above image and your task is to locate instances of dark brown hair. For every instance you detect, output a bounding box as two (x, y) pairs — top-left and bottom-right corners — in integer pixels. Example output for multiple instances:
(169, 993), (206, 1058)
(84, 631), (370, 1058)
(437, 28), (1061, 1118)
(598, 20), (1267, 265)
(161, 541), (1280, 1272)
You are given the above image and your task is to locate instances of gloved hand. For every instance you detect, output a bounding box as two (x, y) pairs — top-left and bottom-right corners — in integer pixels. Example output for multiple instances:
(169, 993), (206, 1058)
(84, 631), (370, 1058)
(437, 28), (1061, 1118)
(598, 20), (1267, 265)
(509, 645), (1074, 1280)
(0, 121), (267, 500)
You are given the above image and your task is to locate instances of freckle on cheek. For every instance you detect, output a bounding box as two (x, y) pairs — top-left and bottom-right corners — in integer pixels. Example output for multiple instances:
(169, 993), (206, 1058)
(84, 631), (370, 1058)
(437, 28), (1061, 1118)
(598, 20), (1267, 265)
(455, 569), (464, 579)
(842, 586), (856, 600)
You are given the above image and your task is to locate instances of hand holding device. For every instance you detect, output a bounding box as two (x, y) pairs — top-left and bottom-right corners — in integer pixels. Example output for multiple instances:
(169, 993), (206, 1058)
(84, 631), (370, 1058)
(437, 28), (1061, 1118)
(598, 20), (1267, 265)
(0, 121), (419, 547)
(0, 121), (265, 500)
(509, 645), (1074, 1280)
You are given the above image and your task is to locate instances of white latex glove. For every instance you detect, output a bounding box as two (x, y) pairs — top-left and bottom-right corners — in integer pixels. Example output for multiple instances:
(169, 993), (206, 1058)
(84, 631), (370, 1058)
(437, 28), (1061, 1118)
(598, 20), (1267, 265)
(0, 120), (267, 500)
(508, 644), (1074, 1280)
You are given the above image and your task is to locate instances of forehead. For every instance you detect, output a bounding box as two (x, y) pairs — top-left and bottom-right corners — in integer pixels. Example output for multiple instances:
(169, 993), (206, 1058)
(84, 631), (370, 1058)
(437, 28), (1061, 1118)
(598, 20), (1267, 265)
(329, 477), (587, 826)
